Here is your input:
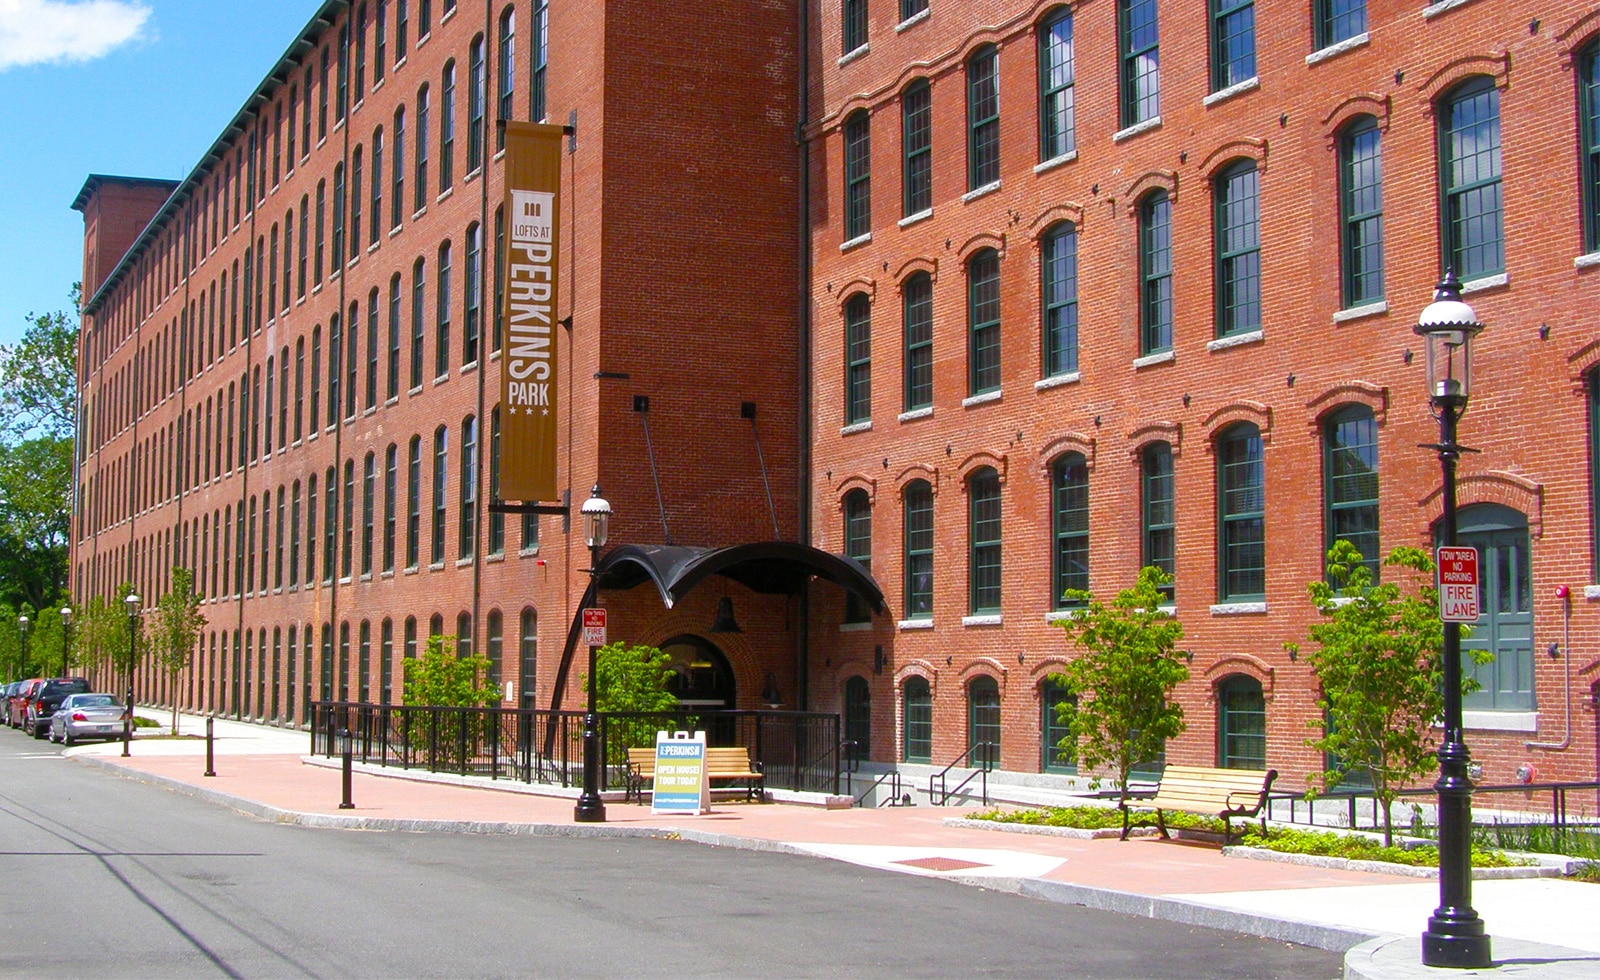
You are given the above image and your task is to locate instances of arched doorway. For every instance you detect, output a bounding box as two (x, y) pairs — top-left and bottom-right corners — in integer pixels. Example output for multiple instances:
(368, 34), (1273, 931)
(1451, 504), (1533, 714)
(659, 635), (736, 710)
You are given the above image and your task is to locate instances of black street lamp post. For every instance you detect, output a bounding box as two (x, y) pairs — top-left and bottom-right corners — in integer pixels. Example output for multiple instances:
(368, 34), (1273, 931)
(17, 615), (30, 678)
(1415, 271), (1492, 969)
(123, 593), (140, 759)
(574, 485), (611, 823)
(59, 606), (73, 678)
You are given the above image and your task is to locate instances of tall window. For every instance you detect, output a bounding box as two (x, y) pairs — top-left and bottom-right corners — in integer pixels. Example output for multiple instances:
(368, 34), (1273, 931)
(486, 610), (503, 690)
(966, 46), (999, 190)
(464, 223), (481, 365)
(1052, 453), (1088, 608)
(902, 676), (931, 763)
(1040, 681), (1076, 773)
(1139, 191), (1172, 354)
(383, 443), (397, 573)
(1217, 423), (1265, 601)
(1214, 160), (1261, 339)
(415, 84), (430, 211)
(1120, 0), (1159, 127)
(843, 489), (872, 624)
(392, 107), (406, 229)
(967, 249), (1000, 396)
(489, 408), (504, 555)
(387, 274), (401, 398)
(331, 163), (346, 267)
(1584, 44), (1600, 253)
(519, 607), (537, 707)
(365, 291), (379, 410)
(1141, 442), (1175, 601)
(497, 9), (515, 151)
(901, 80), (931, 217)
(369, 129), (383, 246)
(380, 618), (394, 705)
(1038, 10), (1075, 161)
(1325, 405), (1379, 576)
(361, 453), (375, 576)
(432, 426), (448, 563)
(844, 111), (871, 241)
(459, 414), (477, 559)
(467, 35), (486, 172)
(439, 61), (456, 191)
(1041, 223), (1078, 378)
(903, 480), (933, 619)
(1439, 78), (1503, 280)
(342, 459), (356, 578)
(842, 0), (867, 54)
(967, 676), (1000, 767)
(1218, 675), (1267, 769)
(1210, 0), (1255, 91)
(327, 313), (342, 427)
(1315, 0), (1366, 51)
(531, 0), (548, 121)
(349, 147), (362, 259)
(968, 467), (1001, 614)
(406, 434), (421, 568)
(902, 272), (932, 411)
(315, 181), (326, 284)
(843, 676), (871, 764)
(900, 0), (927, 21)
(1339, 117), (1384, 307)
(436, 240), (452, 377)
(410, 257), (426, 387)
(375, 0), (386, 83)
(844, 294), (871, 425)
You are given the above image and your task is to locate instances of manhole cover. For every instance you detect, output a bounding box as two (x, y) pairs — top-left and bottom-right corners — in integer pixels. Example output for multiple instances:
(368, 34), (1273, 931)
(893, 856), (989, 872)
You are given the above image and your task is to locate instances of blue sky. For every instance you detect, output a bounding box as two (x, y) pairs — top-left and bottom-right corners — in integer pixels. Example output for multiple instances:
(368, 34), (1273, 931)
(0, 1), (322, 347)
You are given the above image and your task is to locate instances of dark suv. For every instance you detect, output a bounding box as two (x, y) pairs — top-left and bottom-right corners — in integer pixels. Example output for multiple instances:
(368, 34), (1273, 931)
(28, 678), (92, 738)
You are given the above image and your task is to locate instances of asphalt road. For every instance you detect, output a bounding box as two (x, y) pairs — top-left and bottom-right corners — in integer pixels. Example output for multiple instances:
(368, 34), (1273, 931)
(0, 736), (1342, 978)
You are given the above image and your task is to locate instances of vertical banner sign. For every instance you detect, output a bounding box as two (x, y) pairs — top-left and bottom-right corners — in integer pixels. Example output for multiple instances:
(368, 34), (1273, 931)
(651, 730), (711, 815)
(1437, 546), (1480, 623)
(500, 121), (565, 503)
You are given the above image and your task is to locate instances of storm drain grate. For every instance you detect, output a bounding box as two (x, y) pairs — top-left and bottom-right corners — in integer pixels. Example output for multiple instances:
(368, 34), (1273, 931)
(892, 856), (989, 872)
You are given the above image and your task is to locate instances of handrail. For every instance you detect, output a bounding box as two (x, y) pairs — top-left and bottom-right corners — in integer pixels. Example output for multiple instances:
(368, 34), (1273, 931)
(1264, 779), (1600, 832)
(928, 741), (996, 806)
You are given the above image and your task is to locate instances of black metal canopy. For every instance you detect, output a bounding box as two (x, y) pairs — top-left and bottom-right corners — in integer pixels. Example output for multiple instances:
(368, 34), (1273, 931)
(594, 541), (885, 613)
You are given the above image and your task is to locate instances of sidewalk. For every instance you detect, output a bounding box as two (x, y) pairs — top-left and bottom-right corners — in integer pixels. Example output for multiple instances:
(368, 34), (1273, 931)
(70, 713), (1600, 978)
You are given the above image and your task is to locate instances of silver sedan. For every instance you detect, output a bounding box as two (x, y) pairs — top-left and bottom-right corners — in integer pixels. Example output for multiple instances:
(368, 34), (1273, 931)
(47, 694), (127, 745)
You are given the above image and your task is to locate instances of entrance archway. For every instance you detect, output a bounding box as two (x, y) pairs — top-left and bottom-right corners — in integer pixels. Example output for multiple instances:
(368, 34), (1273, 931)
(659, 634), (736, 710)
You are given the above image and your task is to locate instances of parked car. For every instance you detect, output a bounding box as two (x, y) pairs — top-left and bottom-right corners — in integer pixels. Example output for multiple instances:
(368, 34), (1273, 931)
(8, 679), (44, 729)
(48, 693), (126, 745)
(27, 678), (92, 738)
(0, 682), (15, 726)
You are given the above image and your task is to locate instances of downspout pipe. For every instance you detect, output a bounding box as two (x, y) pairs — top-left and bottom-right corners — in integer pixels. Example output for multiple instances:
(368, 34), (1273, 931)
(1525, 589), (1572, 751)
(794, 0), (812, 712)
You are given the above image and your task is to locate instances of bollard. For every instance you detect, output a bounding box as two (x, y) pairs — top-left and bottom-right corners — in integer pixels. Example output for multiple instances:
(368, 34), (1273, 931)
(204, 716), (216, 777)
(339, 728), (355, 809)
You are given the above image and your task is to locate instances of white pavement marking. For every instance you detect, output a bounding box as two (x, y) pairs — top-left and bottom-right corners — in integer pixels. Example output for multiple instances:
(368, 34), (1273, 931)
(785, 842), (1065, 879)
(1167, 878), (1600, 953)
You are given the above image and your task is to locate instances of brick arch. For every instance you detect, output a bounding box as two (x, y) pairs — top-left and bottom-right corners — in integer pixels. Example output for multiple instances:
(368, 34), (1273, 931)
(1418, 55), (1511, 106)
(1304, 381), (1389, 433)
(1127, 421), (1184, 462)
(637, 629), (763, 705)
(1199, 137), (1268, 178)
(1029, 203), (1085, 239)
(894, 256), (939, 286)
(960, 657), (1010, 693)
(953, 32), (1006, 69)
(895, 464), (940, 496)
(895, 659), (939, 699)
(834, 475), (878, 506)
(1039, 433), (1096, 475)
(1123, 170), (1178, 210)
(827, 98), (876, 132)
(957, 451), (1008, 487)
(957, 232), (1006, 263)
(834, 279), (876, 312)
(1556, 10), (1600, 50)
(1320, 93), (1391, 136)
(1567, 338), (1600, 391)
(1203, 400), (1273, 447)
(831, 660), (874, 688)
(1418, 471), (1544, 540)
(1205, 655), (1276, 701)
(1028, 656), (1072, 683)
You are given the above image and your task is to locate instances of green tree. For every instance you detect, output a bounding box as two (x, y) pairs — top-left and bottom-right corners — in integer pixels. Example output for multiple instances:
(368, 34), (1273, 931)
(402, 634), (500, 707)
(148, 568), (207, 734)
(1288, 540), (1479, 846)
(590, 641), (680, 760)
(1, 290), (80, 441)
(1050, 566), (1189, 839)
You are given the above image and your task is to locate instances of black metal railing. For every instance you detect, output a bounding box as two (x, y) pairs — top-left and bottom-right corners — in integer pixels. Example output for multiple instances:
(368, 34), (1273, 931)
(1264, 780), (1600, 833)
(310, 702), (841, 794)
(928, 741), (996, 806)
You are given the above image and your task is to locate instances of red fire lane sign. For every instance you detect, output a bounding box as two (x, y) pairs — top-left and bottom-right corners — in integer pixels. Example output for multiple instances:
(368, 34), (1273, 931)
(583, 608), (607, 647)
(1436, 546), (1480, 623)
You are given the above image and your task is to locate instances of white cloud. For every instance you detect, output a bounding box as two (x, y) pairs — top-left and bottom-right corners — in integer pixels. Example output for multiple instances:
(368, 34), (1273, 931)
(0, 0), (150, 70)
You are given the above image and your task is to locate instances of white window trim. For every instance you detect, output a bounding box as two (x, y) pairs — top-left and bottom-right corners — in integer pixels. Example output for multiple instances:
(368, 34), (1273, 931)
(1113, 116), (1162, 143)
(840, 232), (873, 253)
(1202, 77), (1259, 108)
(898, 618), (934, 630)
(962, 390), (1002, 408)
(1210, 601), (1267, 615)
(962, 180), (1002, 203)
(1035, 371), (1080, 391)
(1574, 251), (1600, 270)
(1306, 33), (1369, 67)
(898, 407), (933, 422)
(840, 420), (873, 436)
(1207, 329), (1264, 352)
(1460, 710), (1538, 733)
(1134, 349), (1174, 369)
(1034, 151), (1077, 175)
(838, 43), (869, 68)
(962, 614), (1002, 627)
(898, 208), (933, 228)
(895, 8), (930, 32)
(1332, 300), (1387, 323)
(1423, 0), (1484, 19)
(1461, 273), (1507, 294)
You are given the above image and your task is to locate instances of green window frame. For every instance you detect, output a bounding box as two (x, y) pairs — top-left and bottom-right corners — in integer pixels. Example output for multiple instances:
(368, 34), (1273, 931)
(464, 222), (481, 365)
(1051, 453), (1089, 609)
(1592, 371), (1600, 581)
(1119, 0), (1159, 127)
(902, 675), (932, 763)
(843, 489), (873, 623)
(1209, 0), (1254, 92)
(902, 272), (933, 410)
(489, 408), (504, 555)
(1217, 423), (1265, 601)
(1214, 160), (1260, 339)
(903, 479), (933, 619)
(1142, 442), (1175, 602)
(844, 111), (872, 240)
(459, 414), (477, 560)
(1324, 405), (1379, 577)
(531, 0), (548, 122)
(497, 11), (514, 151)
(968, 467), (1002, 614)
(1041, 222), (1078, 377)
(519, 607), (538, 708)
(842, 0), (868, 55)
(435, 241), (451, 378)
(406, 436), (420, 569)
(1217, 675), (1267, 769)
(383, 443), (397, 573)
(844, 675), (871, 764)
(1040, 681), (1076, 773)
(966, 46), (1000, 190)
(358, 620), (372, 703)
(1581, 44), (1600, 253)
(1439, 77), (1503, 280)
(431, 425), (447, 564)
(967, 249), (1001, 395)
(1339, 117), (1384, 308)
(1315, 0), (1365, 50)
(1038, 11), (1075, 161)
(844, 294), (871, 424)
(901, 80), (931, 217)
(899, 0), (926, 21)
(361, 453), (375, 576)
(440, 60), (455, 192)
(380, 618), (395, 705)
(1139, 191), (1172, 354)
(967, 676), (1001, 767)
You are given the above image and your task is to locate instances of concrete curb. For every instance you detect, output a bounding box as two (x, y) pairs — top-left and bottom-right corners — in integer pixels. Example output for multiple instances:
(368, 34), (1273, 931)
(1223, 845), (1563, 880)
(943, 816), (1153, 839)
(1344, 935), (1600, 979)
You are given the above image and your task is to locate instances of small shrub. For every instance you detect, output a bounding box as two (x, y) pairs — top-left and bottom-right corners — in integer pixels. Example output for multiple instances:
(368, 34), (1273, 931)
(969, 805), (1222, 834)
(132, 715), (160, 729)
(1237, 827), (1522, 868)
(1568, 861), (1600, 884)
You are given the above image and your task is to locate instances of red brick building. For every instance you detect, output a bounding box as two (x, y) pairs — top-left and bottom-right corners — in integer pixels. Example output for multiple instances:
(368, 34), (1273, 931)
(72, 0), (1600, 792)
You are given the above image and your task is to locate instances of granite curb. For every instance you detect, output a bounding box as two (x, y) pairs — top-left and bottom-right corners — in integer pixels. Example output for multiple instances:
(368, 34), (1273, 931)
(1344, 935), (1600, 979)
(1222, 845), (1566, 880)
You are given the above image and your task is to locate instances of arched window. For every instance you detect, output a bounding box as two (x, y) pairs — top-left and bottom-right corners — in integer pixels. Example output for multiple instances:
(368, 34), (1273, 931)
(1038, 9), (1074, 162)
(843, 489), (872, 623)
(902, 271), (933, 411)
(967, 676), (1000, 766)
(1041, 222), (1078, 378)
(966, 248), (1000, 396)
(415, 83), (430, 210)
(464, 222), (481, 364)
(844, 293), (871, 425)
(361, 452), (376, 576)
(902, 676), (932, 763)
(1040, 679), (1075, 773)
(1338, 116), (1383, 308)
(966, 45), (999, 189)
(903, 480), (933, 619)
(369, 127), (383, 245)
(387, 273), (402, 399)
(1139, 191), (1172, 355)
(439, 60), (456, 190)
(1051, 453), (1089, 608)
(497, 7), (515, 151)
(410, 256), (426, 387)
(456, 611), (473, 660)
(404, 615), (418, 661)
(337, 621), (351, 702)
(358, 619), (372, 702)
(1438, 77), (1503, 280)
(1217, 423), (1264, 601)
(459, 413), (477, 558)
(1141, 441), (1175, 600)
(519, 607), (538, 707)
(379, 617), (394, 705)
(392, 106), (406, 229)
(968, 467), (1001, 614)
(901, 80), (931, 217)
(1583, 42), (1600, 252)
(531, 0), (548, 121)
(843, 110), (871, 240)
(486, 609), (503, 691)
(428, 612), (444, 641)
(844, 676), (871, 764)
(1214, 159), (1260, 339)
(435, 239), (452, 377)
(467, 35), (486, 171)
(1324, 405), (1378, 576)
(1217, 674), (1266, 769)
(489, 407), (504, 554)
(432, 425), (448, 563)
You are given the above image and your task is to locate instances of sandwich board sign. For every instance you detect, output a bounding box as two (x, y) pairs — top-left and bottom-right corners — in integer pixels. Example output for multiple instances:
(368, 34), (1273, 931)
(650, 730), (710, 816)
(1436, 546), (1480, 623)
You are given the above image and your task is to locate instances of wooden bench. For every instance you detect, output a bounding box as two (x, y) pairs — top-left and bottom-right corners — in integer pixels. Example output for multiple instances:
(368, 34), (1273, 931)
(1146, 765), (1277, 841)
(625, 746), (767, 803)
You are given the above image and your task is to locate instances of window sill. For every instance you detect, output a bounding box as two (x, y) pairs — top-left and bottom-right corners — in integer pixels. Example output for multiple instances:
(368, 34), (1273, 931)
(839, 232), (872, 253)
(395, 56), (407, 70)
(1044, 609), (1082, 623)
(1113, 116), (1161, 143)
(1575, 251), (1600, 270)
(462, 360), (478, 374)
(363, 406), (377, 418)
(1035, 371), (1080, 391)
(381, 570), (395, 579)
(895, 8), (929, 32)
(433, 373), (450, 386)
(1203, 77), (1259, 108)
(962, 180), (1001, 203)
(1207, 329), (1264, 352)
(898, 407), (933, 422)
(898, 209), (933, 228)
(1423, 0), (1483, 19)
(465, 167), (481, 185)
(1033, 151), (1077, 175)
(1583, 584), (1600, 601)
(404, 566), (418, 576)
(1306, 32), (1369, 66)
(962, 390), (1001, 408)
(486, 552), (505, 563)
(1460, 710), (1537, 733)
(837, 44), (869, 68)
(962, 614), (1002, 627)
(1210, 601), (1266, 615)
(518, 546), (541, 557)
(1134, 349), (1174, 369)
(1332, 300), (1387, 323)
(413, 206), (427, 221)
(367, 241), (381, 255)
(436, 188), (454, 205)
(1462, 272), (1507, 294)
(840, 420), (872, 436)
(897, 618), (933, 631)
(429, 562), (445, 571)
(385, 396), (400, 407)
(455, 557), (473, 568)
(838, 621), (873, 633)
